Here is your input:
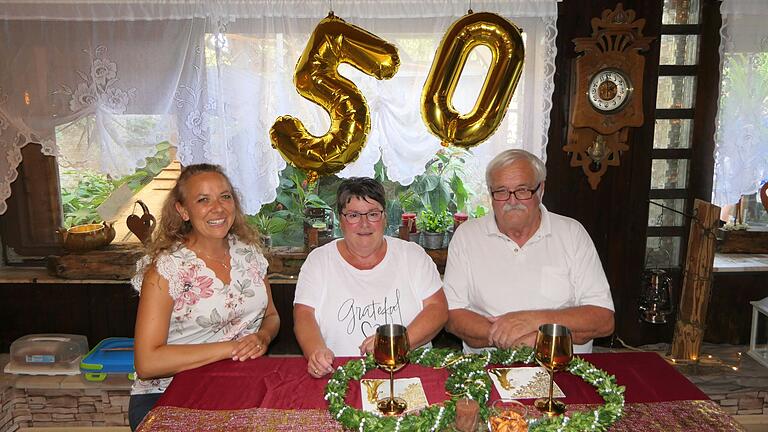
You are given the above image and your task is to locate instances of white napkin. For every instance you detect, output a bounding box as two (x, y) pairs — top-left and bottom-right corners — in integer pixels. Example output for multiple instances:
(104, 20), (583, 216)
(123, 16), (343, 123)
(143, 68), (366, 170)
(488, 367), (566, 399)
(360, 378), (428, 413)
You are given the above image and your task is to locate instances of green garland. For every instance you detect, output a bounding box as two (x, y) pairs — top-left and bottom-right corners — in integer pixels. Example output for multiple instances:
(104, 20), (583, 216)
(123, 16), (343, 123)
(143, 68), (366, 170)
(324, 347), (625, 432)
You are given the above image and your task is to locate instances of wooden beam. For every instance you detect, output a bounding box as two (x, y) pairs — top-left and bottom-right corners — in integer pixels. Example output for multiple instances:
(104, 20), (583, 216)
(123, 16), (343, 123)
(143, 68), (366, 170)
(670, 199), (721, 360)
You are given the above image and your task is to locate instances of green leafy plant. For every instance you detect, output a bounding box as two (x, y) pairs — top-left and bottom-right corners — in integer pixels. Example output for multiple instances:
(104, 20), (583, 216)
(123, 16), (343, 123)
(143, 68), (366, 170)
(258, 165), (334, 245)
(402, 148), (470, 215)
(374, 148), (474, 233)
(417, 208), (452, 233)
(470, 204), (489, 218)
(247, 213), (288, 236)
(60, 171), (116, 227)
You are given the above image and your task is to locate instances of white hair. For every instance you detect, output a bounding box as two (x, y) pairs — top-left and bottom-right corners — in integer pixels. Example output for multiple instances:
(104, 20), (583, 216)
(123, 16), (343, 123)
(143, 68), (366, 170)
(485, 149), (547, 192)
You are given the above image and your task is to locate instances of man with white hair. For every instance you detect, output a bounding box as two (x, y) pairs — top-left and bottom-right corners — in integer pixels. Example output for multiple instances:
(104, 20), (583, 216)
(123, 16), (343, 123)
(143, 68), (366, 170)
(444, 149), (614, 354)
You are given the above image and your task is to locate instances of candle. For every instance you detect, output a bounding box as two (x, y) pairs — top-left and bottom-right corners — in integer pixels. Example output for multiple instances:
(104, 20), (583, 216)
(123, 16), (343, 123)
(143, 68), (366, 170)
(454, 398), (479, 432)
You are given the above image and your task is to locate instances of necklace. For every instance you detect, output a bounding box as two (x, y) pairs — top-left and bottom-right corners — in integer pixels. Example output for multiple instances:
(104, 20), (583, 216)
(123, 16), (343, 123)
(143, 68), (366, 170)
(195, 250), (231, 269)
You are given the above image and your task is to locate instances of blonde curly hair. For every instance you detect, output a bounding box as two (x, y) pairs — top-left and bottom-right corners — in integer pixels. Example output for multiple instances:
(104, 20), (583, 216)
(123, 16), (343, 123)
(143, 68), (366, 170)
(145, 163), (261, 262)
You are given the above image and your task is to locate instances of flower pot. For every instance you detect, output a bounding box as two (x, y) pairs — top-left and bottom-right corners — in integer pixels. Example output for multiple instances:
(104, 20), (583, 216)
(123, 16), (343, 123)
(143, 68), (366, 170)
(422, 231), (445, 250)
(409, 231), (421, 245)
(260, 234), (272, 248)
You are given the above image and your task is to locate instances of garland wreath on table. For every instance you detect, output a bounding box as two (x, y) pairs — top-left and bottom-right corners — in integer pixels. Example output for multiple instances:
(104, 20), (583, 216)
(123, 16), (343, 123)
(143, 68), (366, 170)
(324, 346), (625, 432)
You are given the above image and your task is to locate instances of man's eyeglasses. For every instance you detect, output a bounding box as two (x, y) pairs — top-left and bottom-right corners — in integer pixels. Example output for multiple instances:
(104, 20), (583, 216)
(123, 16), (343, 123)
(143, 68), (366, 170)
(340, 209), (384, 224)
(490, 183), (541, 201)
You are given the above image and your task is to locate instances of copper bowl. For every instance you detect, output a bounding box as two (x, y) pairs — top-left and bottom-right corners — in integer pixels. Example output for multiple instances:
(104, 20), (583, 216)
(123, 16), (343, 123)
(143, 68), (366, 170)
(58, 221), (116, 252)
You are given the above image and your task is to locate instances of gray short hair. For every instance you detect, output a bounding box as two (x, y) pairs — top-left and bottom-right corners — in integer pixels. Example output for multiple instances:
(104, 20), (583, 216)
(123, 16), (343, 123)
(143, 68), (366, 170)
(485, 149), (547, 191)
(336, 177), (387, 214)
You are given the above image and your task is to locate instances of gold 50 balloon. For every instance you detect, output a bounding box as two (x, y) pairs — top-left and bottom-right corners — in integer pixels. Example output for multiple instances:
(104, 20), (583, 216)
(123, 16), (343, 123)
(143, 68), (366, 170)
(271, 12), (524, 180)
(269, 14), (400, 182)
(422, 12), (524, 148)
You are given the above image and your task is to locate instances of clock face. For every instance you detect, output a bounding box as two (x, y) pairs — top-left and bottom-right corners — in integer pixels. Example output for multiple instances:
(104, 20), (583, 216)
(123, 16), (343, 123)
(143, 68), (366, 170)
(588, 69), (632, 113)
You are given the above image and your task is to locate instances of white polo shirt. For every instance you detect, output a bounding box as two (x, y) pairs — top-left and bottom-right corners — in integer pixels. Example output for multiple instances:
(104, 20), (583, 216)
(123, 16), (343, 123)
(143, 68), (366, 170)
(444, 205), (614, 353)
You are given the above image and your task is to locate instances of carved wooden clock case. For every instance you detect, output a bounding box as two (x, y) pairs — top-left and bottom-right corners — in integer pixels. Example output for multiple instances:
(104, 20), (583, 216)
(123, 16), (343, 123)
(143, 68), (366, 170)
(564, 4), (654, 189)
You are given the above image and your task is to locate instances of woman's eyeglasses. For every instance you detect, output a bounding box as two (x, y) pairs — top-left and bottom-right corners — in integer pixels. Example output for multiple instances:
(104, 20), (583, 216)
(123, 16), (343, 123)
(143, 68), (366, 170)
(341, 210), (384, 224)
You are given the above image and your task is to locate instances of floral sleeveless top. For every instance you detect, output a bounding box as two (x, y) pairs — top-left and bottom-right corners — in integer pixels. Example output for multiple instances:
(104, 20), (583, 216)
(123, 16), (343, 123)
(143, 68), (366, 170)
(130, 235), (268, 395)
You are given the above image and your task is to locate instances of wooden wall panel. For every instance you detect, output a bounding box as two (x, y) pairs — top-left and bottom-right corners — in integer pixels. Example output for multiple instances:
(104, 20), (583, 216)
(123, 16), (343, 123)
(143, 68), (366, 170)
(546, 0), (664, 346)
(0, 283), (138, 352)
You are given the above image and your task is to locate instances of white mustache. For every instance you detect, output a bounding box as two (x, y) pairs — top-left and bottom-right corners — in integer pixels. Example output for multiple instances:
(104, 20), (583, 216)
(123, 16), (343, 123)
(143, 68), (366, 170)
(502, 203), (527, 212)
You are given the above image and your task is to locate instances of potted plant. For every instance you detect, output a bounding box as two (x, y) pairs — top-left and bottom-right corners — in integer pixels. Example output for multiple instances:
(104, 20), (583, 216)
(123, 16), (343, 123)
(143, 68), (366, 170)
(417, 209), (452, 249)
(248, 213), (288, 248)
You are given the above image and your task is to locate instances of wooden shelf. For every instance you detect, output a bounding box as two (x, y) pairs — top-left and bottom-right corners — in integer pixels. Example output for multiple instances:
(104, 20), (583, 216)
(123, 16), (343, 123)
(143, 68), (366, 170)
(42, 244), (450, 281)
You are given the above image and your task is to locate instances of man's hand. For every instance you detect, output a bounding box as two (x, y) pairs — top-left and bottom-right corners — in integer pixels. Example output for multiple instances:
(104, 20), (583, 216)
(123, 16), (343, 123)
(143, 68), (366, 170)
(488, 311), (542, 349)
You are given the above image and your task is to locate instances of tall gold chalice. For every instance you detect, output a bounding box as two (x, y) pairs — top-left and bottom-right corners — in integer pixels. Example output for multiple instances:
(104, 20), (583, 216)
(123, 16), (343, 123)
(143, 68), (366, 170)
(374, 324), (409, 415)
(533, 323), (573, 416)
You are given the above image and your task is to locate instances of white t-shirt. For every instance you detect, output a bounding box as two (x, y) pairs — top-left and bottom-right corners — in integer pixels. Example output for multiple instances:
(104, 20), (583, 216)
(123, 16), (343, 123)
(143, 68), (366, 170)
(444, 205), (614, 354)
(129, 235), (269, 395)
(294, 236), (443, 356)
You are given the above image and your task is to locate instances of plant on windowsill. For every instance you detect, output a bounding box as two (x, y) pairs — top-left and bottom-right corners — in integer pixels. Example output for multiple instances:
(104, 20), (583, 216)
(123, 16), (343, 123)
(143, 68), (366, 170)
(417, 208), (452, 249)
(247, 213), (288, 249)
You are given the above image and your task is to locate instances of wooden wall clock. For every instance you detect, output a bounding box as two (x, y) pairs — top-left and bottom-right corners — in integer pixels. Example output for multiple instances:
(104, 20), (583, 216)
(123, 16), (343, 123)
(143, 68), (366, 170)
(564, 3), (654, 189)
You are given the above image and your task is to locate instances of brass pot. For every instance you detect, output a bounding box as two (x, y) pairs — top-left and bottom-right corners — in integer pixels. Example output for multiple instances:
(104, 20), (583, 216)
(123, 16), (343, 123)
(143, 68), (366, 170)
(58, 221), (116, 252)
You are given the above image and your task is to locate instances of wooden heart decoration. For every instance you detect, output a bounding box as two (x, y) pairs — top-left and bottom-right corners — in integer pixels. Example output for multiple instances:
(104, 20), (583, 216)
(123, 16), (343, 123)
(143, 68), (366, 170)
(127, 201), (156, 244)
(760, 182), (768, 213)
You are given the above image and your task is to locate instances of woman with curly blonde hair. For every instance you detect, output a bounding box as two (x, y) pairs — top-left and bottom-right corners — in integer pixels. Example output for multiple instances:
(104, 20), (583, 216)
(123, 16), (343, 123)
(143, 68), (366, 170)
(128, 163), (279, 430)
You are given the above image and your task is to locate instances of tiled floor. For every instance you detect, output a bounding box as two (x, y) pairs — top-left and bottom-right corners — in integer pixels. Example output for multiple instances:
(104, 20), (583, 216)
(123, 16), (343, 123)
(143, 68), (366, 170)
(596, 343), (768, 432)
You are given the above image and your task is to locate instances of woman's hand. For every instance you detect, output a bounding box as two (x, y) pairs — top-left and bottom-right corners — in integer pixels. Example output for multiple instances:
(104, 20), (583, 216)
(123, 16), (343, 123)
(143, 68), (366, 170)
(308, 347), (335, 378)
(359, 335), (375, 356)
(231, 332), (269, 361)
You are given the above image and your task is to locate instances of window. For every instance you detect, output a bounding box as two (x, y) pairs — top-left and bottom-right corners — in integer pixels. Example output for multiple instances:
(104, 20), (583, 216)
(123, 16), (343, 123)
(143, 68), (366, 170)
(645, 0), (701, 269)
(55, 115), (174, 242)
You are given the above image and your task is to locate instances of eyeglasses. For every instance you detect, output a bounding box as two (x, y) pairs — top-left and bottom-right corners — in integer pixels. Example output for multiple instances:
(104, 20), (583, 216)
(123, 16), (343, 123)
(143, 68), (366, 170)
(340, 209), (384, 224)
(490, 183), (541, 201)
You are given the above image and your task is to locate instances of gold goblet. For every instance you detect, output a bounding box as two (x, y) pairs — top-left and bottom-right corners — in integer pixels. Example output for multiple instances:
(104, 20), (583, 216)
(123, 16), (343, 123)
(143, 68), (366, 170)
(533, 323), (573, 416)
(373, 324), (409, 415)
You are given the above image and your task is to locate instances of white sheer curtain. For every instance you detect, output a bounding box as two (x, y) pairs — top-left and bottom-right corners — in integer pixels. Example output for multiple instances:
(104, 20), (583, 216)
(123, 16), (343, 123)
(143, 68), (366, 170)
(0, 0), (558, 215)
(712, 0), (768, 207)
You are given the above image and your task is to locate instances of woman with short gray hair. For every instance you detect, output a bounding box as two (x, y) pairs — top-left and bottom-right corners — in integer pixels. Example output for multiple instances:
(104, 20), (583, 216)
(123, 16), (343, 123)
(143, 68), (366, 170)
(293, 177), (448, 378)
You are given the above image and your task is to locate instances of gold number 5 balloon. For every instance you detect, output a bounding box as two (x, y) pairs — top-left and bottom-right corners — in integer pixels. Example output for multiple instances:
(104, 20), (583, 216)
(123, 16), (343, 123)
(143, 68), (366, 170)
(421, 12), (524, 148)
(270, 14), (400, 182)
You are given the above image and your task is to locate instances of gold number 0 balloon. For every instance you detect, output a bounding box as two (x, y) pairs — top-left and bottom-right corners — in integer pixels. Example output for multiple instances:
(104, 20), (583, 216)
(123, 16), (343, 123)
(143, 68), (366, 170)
(421, 12), (524, 148)
(270, 14), (400, 182)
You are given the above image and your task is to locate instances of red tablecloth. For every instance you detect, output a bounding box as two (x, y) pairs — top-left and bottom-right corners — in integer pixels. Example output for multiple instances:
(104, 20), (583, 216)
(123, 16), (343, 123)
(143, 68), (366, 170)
(138, 352), (744, 431)
(154, 351), (707, 411)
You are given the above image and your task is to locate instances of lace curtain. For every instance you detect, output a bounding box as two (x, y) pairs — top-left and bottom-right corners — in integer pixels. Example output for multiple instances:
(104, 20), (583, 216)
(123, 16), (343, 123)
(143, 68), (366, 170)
(0, 0), (558, 215)
(712, 0), (768, 207)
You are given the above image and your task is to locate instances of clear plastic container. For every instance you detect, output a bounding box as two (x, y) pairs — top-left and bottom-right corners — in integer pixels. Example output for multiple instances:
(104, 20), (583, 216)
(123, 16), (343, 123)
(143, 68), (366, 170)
(4, 334), (88, 375)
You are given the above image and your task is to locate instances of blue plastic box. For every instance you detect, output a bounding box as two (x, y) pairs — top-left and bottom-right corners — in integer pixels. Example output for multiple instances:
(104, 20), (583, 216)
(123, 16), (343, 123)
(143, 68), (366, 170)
(80, 337), (136, 382)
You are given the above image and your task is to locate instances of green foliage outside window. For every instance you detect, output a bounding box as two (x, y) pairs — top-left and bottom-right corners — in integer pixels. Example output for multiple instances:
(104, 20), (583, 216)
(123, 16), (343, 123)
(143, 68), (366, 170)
(60, 141), (172, 228)
(60, 171), (117, 228)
